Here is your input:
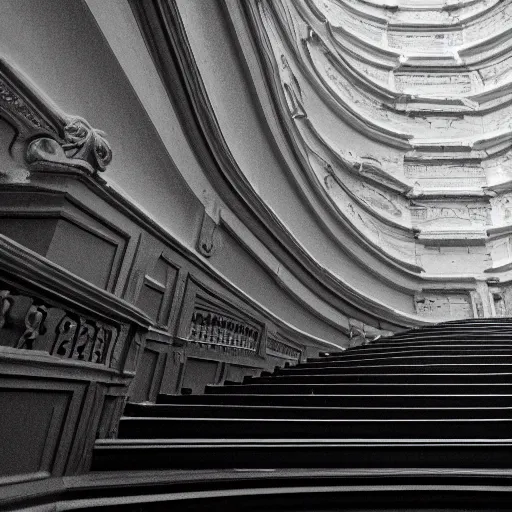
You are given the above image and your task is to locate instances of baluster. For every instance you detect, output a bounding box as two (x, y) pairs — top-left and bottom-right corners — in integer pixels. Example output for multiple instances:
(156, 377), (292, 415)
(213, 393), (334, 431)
(189, 311), (198, 340)
(211, 315), (219, 344)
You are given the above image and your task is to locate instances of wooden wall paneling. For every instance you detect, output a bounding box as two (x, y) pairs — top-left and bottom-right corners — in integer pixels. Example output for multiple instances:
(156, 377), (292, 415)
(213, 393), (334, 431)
(166, 267), (189, 337)
(175, 278), (199, 341)
(159, 348), (185, 395)
(0, 373), (87, 479)
(129, 332), (171, 403)
(96, 390), (128, 440)
(127, 235), (183, 330)
(52, 194), (131, 293)
(122, 232), (160, 304)
(129, 344), (160, 402)
(0, 191), (130, 292)
(64, 381), (105, 475)
(180, 356), (220, 394)
(187, 277), (266, 357)
(155, 250), (181, 328)
(0, 283), (132, 369)
(224, 362), (261, 383)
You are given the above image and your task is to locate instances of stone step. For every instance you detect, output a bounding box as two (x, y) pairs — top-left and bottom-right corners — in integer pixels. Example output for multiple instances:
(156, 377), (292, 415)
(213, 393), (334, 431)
(278, 363), (512, 375)
(399, 322), (512, 330)
(204, 382), (512, 395)
(382, 332), (511, 342)
(123, 403), (512, 420)
(373, 333), (512, 343)
(364, 339), (512, 348)
(383, 328), (512, 335)
(307, 348), (512, 362)
(92, 439), (512, 471)
(156, 393), (512, 408)
(298, 354), (512, 367)
(246, 373), (512, 384)
(274, 364), (512, 374)
(116, 417), (512, 440)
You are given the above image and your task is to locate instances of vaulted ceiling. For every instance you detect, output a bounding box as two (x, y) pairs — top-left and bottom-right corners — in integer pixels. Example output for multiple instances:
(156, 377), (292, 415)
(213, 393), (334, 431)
(247, 0), (512, 276)
(126, 0), (512, 323)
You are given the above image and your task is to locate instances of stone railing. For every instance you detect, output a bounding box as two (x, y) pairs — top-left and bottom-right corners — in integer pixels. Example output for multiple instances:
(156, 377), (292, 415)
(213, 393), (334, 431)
(188, 309), (260, 354)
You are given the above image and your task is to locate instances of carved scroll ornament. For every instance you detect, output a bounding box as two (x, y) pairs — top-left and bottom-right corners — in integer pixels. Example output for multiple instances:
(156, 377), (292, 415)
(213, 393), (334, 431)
(0, 58), (112, 174)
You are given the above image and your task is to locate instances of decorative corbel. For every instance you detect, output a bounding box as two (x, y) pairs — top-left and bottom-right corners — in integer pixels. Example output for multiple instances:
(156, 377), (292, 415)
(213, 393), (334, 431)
(197, 210), (221, 258)
(0, 58), (112, 175)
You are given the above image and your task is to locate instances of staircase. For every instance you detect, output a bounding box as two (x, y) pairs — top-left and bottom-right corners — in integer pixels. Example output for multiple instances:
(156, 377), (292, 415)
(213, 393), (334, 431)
(91, 319), (512, 509)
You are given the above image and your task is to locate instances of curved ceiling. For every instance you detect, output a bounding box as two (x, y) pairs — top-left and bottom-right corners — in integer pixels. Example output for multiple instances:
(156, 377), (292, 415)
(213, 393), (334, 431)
(129, 0), (512, 324)
(244, 0), (512, 279)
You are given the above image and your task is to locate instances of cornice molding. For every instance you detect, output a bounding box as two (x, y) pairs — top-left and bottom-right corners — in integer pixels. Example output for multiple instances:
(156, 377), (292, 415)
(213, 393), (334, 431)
(0, 234), (151, 328)
(335, 0), (501, 26)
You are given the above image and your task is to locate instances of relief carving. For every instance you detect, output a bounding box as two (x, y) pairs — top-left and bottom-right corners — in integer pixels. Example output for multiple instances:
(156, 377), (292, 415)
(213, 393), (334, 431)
(414, 293), (473, 319)
(0, 76), (56, 134)
(493, 292), (507, 317)
(280, 55), (306, 119)
(91, 324), (117, 364)
(395, 73), (472, 95)
(388, 30), (462, 51)
(0, 286), (128, 367)
(0, 290), (12, 330)
(62, 116), (111, 171)
(491, 193), (512, 224)
(411, 203), (491, 229)
(26, 116), (112, 174)
(358, 182), (403, 217)
(358, 158), (412, 194)
(404, 163), (486, 189)
(53, 315), (78, 357)
(17, 304), (47, 350)
(0, 59), (112, 174)
(71, 318), (96, 361)
(470, 291), (485, 318)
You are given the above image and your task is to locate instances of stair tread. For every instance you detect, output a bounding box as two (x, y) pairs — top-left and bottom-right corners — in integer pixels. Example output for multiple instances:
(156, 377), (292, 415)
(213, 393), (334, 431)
(96, 438), (512, 446)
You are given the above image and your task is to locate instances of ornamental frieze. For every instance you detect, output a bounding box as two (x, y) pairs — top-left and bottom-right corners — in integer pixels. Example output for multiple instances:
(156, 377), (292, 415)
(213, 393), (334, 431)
(0, 288), (129, 367)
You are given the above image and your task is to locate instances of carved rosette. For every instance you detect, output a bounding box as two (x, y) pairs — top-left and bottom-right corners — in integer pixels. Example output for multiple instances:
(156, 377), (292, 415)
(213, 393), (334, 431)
(0, 58), (112, 175)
